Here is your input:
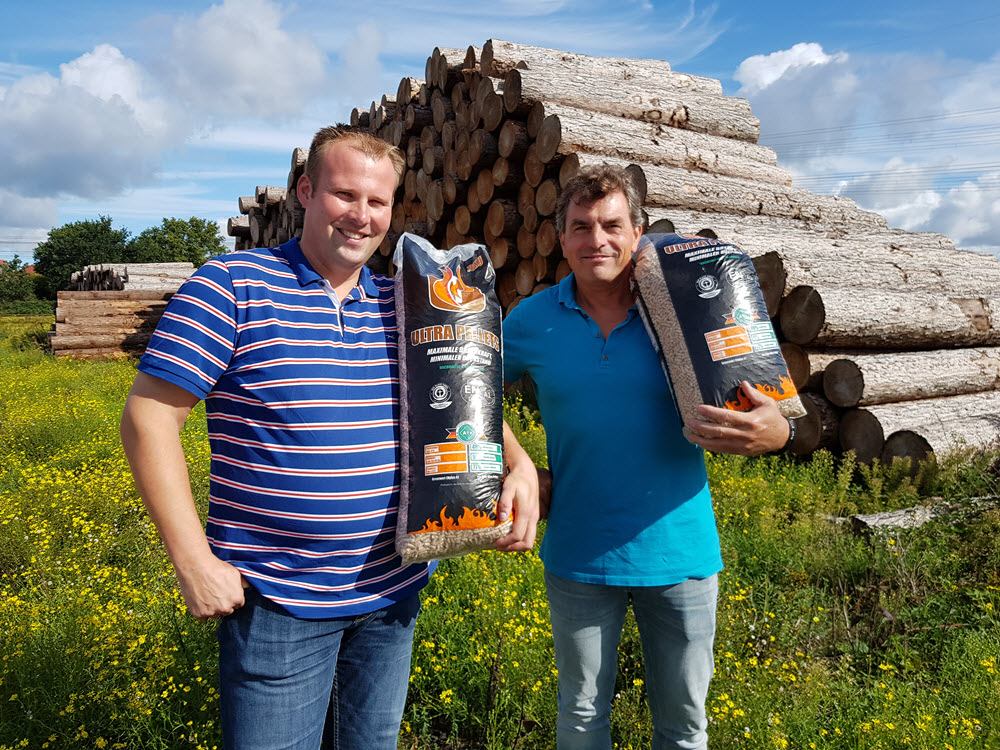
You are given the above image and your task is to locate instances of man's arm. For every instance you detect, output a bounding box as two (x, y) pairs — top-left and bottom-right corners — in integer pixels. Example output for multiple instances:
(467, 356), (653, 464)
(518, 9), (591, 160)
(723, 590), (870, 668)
(683, 380), (792, 456)
(493, 420), (541, 552)
(120, 372), (246, 620)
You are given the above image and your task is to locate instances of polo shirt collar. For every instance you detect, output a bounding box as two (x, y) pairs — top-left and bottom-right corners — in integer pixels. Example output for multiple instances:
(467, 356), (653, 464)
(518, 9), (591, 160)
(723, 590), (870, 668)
(278, 237), (379, 299)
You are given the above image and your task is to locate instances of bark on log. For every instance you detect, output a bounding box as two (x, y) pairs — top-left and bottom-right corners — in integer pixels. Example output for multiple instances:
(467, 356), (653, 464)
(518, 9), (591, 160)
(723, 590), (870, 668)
(481, 39), (722, 95)
(789, 392), (841, 455)
(532, 102), (789, 185)
(780, 286), (1000, 349)
(228, 215), (250, 237)
(821, 348), (1000, 407)
(853, 392), (1000, 465)
(503, 67), (759, 142)
(641, 166), (887, 228)
(499, 120), (530, 160)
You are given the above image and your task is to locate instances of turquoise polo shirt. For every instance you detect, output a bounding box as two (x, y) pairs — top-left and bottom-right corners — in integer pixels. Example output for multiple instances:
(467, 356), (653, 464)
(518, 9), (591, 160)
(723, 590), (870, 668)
(503, 274), (723, 586)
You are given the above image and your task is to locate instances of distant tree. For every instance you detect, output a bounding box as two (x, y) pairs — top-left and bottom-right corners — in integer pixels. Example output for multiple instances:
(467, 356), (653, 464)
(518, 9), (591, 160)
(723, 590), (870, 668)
(33, 216), (131, 294)
(0, 255), (37, 302)
(128, 217), (226, 267)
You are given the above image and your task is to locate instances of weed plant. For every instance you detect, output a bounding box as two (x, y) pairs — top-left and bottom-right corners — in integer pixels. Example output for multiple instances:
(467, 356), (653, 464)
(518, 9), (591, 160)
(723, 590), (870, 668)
(0, 315), (997, 749)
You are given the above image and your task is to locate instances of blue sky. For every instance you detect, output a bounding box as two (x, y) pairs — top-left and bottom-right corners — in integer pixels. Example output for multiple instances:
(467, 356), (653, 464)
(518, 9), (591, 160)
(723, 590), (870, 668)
(2, 0), (998, 264)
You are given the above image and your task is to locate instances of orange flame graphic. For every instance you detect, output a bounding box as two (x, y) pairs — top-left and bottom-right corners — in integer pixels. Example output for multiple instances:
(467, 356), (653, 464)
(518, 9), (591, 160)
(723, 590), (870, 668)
(724, 375), (799, 411)
(428, 266), (485, 312)
(416, 505), (504, 533)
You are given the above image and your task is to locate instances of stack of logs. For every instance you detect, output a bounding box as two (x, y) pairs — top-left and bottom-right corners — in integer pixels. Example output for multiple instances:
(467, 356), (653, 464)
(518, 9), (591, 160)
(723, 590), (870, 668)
(225, 38), (1000, 467)
(51, 263), (191, 359)
(69, 262), (194, 291)
(49, 290), (173, 360)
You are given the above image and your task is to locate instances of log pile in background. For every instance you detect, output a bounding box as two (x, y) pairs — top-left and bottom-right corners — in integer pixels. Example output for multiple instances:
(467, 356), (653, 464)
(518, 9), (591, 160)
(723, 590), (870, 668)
(69, 263), (195, 292)
(52, 263), (192, 359)
(50, 290), (173, 360)
(224, 38), (1000, 466)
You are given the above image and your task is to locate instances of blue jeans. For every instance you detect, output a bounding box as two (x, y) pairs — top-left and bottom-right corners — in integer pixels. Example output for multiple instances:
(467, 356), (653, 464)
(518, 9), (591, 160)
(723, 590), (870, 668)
(545, 571), (718, 750)
(217, 587), (420, 750)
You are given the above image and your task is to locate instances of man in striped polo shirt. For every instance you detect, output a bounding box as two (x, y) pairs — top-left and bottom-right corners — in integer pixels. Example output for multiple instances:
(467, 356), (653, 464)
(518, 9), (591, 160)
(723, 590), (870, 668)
(120, 128), (539, 749)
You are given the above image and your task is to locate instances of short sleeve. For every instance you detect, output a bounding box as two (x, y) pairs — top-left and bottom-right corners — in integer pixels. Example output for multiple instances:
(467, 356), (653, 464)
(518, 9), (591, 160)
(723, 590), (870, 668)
(138, 258), (239, 399)
(502, 304), (528, 384)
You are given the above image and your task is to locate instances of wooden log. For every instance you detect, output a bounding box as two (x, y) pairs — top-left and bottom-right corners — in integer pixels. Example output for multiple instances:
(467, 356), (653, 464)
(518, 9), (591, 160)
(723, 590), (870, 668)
(499, 120), (530, 160)
(526, 101), (546, 138)
(523, 143), (546, 188)
(454, 205), (483, 236)
(491, 157), (522, 193)
(431, 90), (455, 131)
(425, 180), (445, 222)
(780, 286), (1000, 349)
(476, 168), (495, 206)
(490, 237), (519, 272)
(855, 392), (1000, 465)
(466, 179), (482, 213)
(481, 39), (722, 95)
(504, 67), (759, 142)
(558, 153), (648, 203)
(521, 204), (539, 233)
(487, 199), (520, 238)
(350, 107), (370, 128)
(516, 226), (536, 259)
(228, 215), (250, 237)
(422, 145), (445, 177)
(50, 332), (154, 350)
(406, 139), (421, 169)
(238, 196), (257, 214)
(789, 392), (841, 455)
(535, 178), (559, 217)
(440, 120), (456, 152)
(839, 408), (884, 465)
(497, 272), (518, 309)
(749, 251), (785, 318)
(517, 182), (536, 215)
(821, 348), (1000, 408)
(780, 342), (810, 391)
(641, 164), (885, 227)
(515, 259), (536, 297)
(405, 104), (434, 132)
(451, 81), (468, 111)
(435, 46), (466, 91)
(533, 102), (790, 185)
(532, 252), (559, 283)
(442, 174), (469, 205)
(402, 220), (429, 238)
(536, 219), (558, 257)
(481, 89), (505, 132)
(555, 259), (572, 282)
(403, 169), (418, 201)
(468, 129), (499, 171)
(397, 77), (423, 107)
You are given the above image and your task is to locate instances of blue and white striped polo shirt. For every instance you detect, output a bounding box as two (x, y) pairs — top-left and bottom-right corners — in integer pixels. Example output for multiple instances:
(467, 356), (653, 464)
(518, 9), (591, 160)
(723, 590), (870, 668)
(138, 238), (430, 618)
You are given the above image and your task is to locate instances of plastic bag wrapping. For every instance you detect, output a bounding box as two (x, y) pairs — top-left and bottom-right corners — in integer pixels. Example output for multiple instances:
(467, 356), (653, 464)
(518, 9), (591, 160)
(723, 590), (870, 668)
(632, 233), (806, 434)
(393, 233), (511, 564)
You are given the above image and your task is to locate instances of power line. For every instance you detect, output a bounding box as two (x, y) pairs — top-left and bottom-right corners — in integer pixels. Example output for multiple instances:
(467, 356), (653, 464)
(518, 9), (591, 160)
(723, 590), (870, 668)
(764, 106), (1000, 140)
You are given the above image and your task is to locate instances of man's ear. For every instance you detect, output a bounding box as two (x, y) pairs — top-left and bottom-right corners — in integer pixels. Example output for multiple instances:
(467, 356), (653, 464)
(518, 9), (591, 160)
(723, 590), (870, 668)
(297, 173), (313, 209)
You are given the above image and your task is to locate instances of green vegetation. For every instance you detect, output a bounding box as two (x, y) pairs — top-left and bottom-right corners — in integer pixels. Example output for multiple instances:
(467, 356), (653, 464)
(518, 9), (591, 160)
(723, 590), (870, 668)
(0, 316), (998, 749)
(30, 216), (225, 295)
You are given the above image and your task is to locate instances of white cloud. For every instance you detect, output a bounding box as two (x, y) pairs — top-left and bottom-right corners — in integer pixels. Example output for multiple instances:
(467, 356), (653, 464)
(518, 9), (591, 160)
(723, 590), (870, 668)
(0, 45), (180, 200)
(165, 0), (327, 116)
(735, 42), (848, 94)
(0, 190), (59, 231)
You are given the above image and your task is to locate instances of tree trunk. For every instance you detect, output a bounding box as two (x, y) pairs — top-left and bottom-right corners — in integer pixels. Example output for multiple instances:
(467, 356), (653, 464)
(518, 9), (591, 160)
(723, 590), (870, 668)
(780, 286), (1000, 348)
(821, 348), (1000, 407)
(503, 67), (759, 142)
(532, 102), (789, 185)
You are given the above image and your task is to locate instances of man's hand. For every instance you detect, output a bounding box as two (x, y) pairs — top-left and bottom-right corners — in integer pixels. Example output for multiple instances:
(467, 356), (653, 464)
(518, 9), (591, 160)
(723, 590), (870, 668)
(176, 556), (248, 621)
(683, 381), (791, 456)
(494, 420), (541, 552)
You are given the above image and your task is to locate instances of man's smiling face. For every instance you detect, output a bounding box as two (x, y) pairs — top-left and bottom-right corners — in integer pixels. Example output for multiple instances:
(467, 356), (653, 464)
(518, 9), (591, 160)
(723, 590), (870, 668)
(296, 140), (396, 281)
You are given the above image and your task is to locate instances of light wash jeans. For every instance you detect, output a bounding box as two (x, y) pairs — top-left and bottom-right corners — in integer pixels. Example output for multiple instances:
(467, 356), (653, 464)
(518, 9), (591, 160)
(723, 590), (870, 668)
(545, 570), (718, 750)
(217, 586), (419, 750)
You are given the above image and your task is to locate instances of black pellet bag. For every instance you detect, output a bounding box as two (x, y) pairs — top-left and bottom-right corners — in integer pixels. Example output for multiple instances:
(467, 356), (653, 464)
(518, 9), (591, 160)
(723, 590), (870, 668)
(632, 233), (806, 430)
(393, 233), (510, 563)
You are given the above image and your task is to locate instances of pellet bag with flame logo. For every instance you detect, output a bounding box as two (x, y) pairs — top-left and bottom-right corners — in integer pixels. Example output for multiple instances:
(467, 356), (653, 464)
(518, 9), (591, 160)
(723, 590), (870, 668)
(393, 233), (510, 564)
(632, 233), (806, 435)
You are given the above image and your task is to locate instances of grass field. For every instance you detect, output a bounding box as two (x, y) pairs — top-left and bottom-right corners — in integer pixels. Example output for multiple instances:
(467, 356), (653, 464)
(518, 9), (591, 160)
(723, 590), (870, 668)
(1, 314), (998, 749)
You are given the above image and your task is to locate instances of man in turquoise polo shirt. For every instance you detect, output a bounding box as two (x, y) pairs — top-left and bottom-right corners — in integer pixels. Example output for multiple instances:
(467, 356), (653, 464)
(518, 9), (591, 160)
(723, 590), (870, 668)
(503, 164), (791, 750)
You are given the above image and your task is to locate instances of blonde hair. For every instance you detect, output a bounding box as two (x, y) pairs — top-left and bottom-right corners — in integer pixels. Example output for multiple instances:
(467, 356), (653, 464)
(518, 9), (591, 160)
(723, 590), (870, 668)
(305, 127), (406, 187)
